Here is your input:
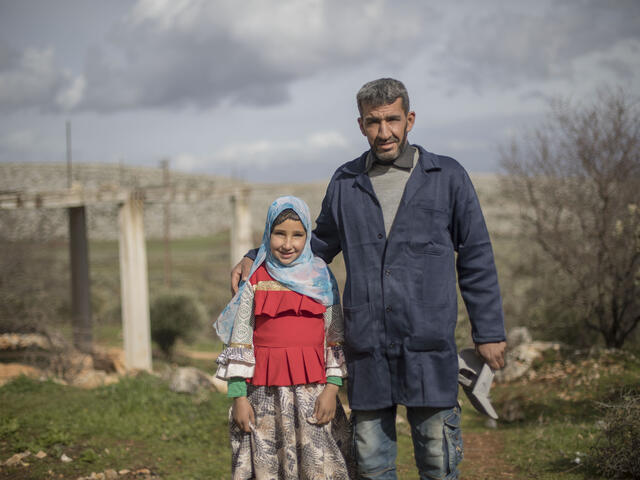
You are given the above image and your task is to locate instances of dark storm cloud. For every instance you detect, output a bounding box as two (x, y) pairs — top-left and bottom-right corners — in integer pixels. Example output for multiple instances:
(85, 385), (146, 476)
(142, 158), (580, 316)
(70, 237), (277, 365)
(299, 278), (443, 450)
(0, 39), (83, 112)
(1, 0), (638, 114)
(432, 0), (640, 92)
(76, 0), (431, 112)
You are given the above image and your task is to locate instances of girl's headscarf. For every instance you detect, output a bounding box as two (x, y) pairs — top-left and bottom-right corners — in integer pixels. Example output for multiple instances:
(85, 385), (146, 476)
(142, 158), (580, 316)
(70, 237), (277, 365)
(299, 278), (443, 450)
(214, 196), (337, 344)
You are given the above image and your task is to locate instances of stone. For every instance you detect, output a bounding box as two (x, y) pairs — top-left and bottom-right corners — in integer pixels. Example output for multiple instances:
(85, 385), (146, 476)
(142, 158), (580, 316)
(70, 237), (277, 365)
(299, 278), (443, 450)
(118, 469), (130, 475)
(66, 352), (95, 377)
(0, 363), (42, 386)
(92, 347), (127, 375)
(104, 468), (119, 479)
(71, 369), (108, 389)
(103, 374), (120, 386)
(506, 327), (532, 348)
(61, 453), (73, 463)
(35, 450), (47, 459)
(495, 340), (562, 383)
(0, 333), (50, 350)
(168, 367), (213, 394)
(4, 450), (31, 466)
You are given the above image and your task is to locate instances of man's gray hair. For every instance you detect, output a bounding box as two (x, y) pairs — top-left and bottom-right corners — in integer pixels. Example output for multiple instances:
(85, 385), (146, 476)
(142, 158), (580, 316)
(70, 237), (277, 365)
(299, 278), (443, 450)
(356, 78), (410, 116)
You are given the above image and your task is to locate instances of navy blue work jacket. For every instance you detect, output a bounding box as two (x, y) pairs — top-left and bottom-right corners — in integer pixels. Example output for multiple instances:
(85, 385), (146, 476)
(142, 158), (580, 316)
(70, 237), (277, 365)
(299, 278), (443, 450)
(311, 145), (506, 410)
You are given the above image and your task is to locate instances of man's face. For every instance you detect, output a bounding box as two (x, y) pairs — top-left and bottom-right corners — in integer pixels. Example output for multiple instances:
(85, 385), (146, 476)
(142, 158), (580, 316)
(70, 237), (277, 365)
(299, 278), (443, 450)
(358, 97), (415, 162)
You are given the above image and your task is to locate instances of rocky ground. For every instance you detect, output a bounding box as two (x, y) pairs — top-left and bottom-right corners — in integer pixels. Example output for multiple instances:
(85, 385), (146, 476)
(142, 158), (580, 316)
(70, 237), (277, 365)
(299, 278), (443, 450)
(1, 327), (556, 479)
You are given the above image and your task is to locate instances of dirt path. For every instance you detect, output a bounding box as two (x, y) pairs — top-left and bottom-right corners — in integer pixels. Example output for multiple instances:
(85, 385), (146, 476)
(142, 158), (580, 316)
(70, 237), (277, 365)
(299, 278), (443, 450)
(175, 348), (219, 361)
(460, 430), (520, 479)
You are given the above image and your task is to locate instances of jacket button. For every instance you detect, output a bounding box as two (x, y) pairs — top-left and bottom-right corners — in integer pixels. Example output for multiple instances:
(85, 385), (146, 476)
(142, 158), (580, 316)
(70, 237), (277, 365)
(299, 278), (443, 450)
(385, 270), (390, 276)
(389, 342), (395, 348)
(385, 306), (392, 312)
(377, 233), (383, 239)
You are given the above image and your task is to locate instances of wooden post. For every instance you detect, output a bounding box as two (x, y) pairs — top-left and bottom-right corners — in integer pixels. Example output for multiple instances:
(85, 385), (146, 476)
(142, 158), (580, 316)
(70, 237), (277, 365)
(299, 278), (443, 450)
(118, 193), (152, 371)
(68, 205), (93, 353)
(230, 188), (252, 268)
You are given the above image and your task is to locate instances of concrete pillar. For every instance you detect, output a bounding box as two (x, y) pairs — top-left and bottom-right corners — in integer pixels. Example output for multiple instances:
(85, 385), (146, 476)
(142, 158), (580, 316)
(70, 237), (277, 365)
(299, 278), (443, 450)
(68, 206), (93, 353)
(230, 188), (252, 268)
(118, 193), (152, 371)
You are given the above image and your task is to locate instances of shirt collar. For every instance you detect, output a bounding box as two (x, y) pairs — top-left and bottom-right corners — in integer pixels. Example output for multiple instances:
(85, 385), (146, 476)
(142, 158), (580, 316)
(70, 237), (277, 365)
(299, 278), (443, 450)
(365, 143), (416, 171)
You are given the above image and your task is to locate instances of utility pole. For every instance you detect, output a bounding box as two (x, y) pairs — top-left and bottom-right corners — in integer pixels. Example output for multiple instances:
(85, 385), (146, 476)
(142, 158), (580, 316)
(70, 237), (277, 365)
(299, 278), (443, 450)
(66, 120), (72, 188)
(161, 159), (172, 288)
(66, 120), (93, 353)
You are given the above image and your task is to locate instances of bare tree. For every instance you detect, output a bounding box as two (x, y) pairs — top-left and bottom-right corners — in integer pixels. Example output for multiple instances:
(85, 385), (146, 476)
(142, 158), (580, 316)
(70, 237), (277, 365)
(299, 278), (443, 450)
(501, 89), (640, 348)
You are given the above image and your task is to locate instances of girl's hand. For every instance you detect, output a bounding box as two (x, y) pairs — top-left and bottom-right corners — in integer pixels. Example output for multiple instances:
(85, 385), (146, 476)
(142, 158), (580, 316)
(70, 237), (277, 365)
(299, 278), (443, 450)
(232, 397), (255, 433)
(312, 383), (339, 425)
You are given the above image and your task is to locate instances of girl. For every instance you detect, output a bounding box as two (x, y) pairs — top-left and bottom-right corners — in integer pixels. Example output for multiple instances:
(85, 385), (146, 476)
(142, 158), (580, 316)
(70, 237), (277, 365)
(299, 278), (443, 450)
(214, 196), (354, 480)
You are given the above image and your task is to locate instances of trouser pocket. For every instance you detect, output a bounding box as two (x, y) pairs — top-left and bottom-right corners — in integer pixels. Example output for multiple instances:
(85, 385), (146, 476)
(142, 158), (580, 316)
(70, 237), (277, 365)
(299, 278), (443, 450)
(443, 405), (463, 476)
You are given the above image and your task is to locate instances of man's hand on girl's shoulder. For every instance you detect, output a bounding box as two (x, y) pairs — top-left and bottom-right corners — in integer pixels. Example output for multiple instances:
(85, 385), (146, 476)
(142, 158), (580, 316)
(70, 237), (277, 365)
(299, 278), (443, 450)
(230, 256), (254, 295)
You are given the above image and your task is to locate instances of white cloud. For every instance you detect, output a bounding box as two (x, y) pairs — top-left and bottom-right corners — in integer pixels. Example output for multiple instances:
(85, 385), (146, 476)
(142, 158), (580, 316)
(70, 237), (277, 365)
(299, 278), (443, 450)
(172, 130), (353, 174)
(308, 131), (349, 149)
(431, 0), (640, 93)
(2, 1), (638, 114)
(171, 152), (204, 171)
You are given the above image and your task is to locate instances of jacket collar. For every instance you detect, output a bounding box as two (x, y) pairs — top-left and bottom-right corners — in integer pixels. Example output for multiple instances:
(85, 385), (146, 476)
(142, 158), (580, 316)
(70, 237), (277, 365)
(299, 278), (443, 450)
(402, 145), (441, 204)
(340, 144), (441, 177)
(337, 144), (442, 203)
(364, 143), (416, 171)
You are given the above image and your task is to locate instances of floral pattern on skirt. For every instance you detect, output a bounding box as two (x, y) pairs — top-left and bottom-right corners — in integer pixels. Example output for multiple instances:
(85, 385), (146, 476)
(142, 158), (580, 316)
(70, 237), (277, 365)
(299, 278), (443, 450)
(229, 383), (355, 479)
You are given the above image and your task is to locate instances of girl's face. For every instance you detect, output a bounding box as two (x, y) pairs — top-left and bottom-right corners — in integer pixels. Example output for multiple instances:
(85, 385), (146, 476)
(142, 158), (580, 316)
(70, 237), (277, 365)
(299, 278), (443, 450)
(270, 218), (306, 265)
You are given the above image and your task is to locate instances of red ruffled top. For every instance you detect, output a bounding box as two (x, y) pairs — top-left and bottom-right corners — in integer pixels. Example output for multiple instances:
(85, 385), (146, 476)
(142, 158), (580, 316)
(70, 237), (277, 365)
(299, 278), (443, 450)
(249, 265), (327, 386)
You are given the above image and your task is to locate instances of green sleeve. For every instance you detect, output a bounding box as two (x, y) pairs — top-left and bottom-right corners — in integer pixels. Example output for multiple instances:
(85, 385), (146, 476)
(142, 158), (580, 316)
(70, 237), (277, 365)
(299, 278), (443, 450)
(326, 376), (342, 387)
(227, 378), (248, 397)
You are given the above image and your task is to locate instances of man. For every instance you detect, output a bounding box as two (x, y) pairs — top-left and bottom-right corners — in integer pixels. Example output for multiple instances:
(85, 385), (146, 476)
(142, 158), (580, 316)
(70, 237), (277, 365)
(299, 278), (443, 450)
(232, 78), (506, 480)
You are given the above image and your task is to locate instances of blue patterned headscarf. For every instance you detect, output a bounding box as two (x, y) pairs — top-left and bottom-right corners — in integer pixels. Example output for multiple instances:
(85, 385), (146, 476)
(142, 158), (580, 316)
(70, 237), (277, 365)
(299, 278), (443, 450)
(214, 196), (338, 344)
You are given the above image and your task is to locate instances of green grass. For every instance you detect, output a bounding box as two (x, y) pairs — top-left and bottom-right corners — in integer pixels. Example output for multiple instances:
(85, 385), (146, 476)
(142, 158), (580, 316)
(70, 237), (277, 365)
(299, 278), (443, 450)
(0, 375), (232, 480)
(2, 350), (639, 479)
(0, 375), (422, 479)
(491, 348), (640, 479)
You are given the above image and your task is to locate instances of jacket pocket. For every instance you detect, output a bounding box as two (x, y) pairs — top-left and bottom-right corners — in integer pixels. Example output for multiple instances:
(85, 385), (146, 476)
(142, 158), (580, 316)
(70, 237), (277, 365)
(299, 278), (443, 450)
(409, 206), (450, 255)
(405, 302), (455, 347)
(343, 303), (375, 353)
(406, 250), (455, 307)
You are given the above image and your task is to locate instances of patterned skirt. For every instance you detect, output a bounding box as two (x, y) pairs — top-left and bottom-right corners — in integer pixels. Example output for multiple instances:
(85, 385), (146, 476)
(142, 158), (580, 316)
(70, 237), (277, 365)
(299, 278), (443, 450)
(229, 383), (355, 480)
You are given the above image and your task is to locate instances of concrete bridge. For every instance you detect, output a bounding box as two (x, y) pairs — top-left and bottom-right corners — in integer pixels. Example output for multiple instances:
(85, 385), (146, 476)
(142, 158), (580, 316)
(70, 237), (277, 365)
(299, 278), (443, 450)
(0, 183), (253, 371)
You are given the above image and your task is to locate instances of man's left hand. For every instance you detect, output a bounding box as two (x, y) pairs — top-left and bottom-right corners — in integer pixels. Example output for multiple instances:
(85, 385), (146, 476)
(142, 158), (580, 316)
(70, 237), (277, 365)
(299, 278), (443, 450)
(475, 341), (507, 370)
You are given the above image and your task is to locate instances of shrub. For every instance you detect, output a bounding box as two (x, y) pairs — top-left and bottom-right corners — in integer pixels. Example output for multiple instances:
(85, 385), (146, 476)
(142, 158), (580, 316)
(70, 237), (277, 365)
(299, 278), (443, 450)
(150, 291), (205, 357)
(587, 389), (640, 479)
(500, 89), (640, 348)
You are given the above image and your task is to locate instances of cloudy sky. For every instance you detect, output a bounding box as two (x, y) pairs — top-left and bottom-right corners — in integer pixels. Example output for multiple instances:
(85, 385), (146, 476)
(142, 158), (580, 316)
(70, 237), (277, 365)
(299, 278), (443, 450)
(1, 0), (639, 182)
